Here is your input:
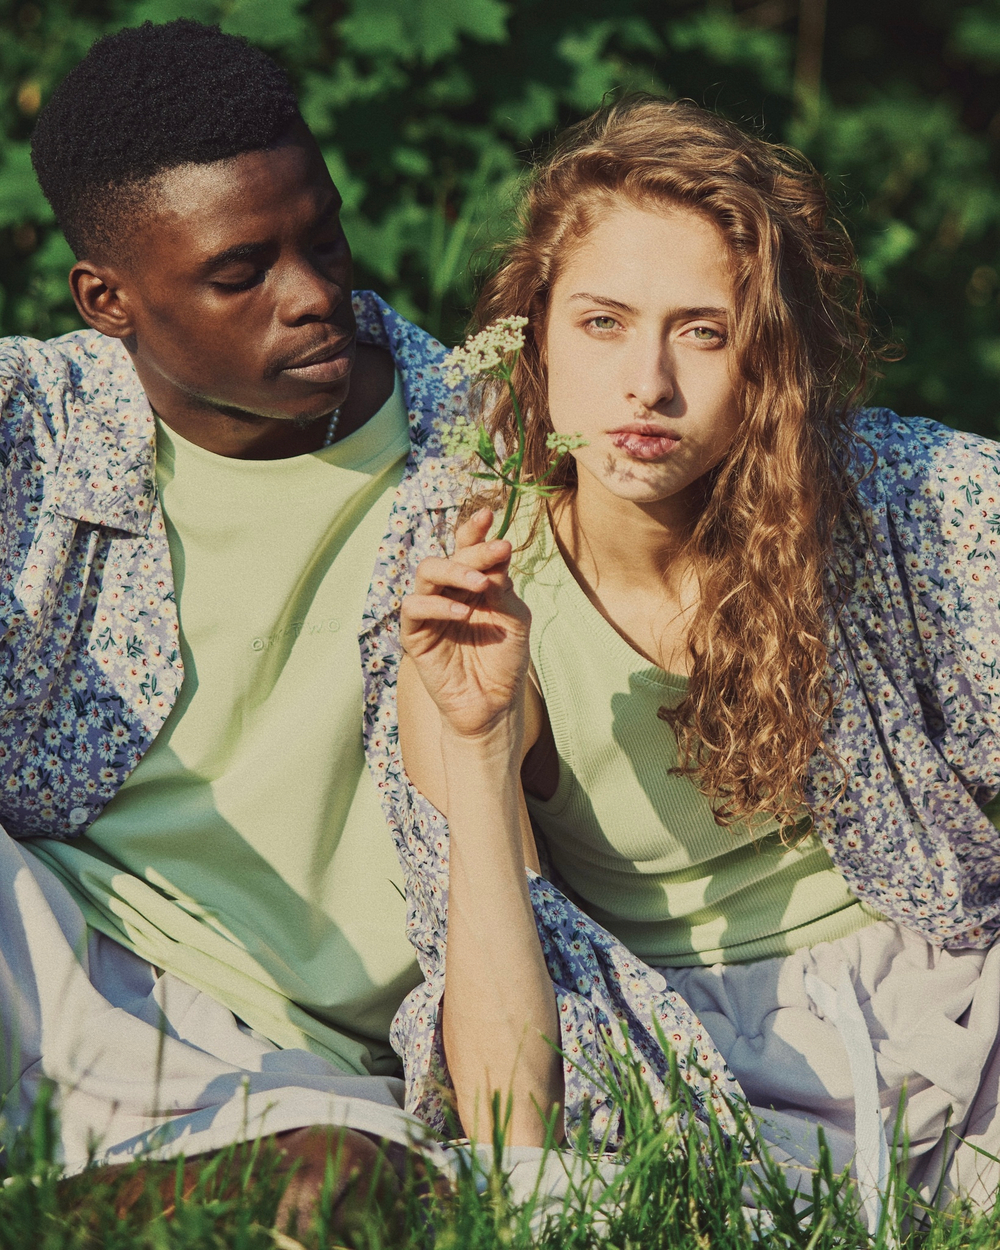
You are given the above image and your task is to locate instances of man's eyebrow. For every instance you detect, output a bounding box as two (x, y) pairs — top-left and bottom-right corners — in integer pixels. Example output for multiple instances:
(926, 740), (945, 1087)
(201, 241), (268, 271)
(200, 196), (344, 272)
(568, 293), (730, 320)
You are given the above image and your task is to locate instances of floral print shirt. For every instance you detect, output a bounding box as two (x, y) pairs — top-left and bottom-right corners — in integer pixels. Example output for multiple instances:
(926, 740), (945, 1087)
(7, 293), (1000, 1150)
(0, 291), (462, 843)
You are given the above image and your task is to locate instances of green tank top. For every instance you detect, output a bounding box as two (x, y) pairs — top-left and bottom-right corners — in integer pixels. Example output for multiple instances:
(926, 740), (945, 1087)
(512, 510), (881, 966)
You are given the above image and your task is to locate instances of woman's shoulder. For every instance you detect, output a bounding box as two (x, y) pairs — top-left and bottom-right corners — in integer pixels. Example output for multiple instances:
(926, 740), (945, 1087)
(850, 407), (1000, 503)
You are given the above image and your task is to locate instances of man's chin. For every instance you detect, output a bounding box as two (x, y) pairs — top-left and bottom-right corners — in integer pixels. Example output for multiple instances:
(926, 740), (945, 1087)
(291, 409), (335, 431)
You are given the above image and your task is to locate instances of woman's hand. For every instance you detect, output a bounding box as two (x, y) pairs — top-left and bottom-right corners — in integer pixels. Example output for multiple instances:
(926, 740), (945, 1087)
(401, 508), (531, 742)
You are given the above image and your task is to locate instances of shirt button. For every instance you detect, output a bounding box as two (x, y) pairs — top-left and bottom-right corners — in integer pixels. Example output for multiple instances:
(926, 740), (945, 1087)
(68, 807), (89, 825)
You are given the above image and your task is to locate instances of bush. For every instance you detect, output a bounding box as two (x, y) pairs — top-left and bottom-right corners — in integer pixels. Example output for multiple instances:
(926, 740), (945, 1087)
(4, 0), (1000, 436)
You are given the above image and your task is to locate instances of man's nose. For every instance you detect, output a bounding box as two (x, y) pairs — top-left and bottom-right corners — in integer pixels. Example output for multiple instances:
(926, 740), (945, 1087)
(276, 254), (344, 324)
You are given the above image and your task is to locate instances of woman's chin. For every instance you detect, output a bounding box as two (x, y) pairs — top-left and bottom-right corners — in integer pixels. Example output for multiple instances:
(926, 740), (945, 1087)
(583, 466), (689, 507)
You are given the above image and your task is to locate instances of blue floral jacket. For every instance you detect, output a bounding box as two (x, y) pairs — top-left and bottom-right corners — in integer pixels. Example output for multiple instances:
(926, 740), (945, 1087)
(0, 291), (453, 839)
(7, 292), (1000, 1149)
(360, 344), (1000, 1145)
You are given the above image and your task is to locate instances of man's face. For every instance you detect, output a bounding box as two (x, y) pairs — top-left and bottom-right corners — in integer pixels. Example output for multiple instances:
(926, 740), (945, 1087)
(101, 132), (355, 426)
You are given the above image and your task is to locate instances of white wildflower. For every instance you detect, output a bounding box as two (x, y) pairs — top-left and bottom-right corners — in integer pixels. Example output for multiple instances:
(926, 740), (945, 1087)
(545, 430), (589, 456)
(442, 315), (529, 387)
(437, 414), (484, 461)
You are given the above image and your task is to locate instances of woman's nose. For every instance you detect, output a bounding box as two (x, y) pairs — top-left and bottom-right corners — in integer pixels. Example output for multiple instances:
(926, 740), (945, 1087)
(626, 339), (676, 412)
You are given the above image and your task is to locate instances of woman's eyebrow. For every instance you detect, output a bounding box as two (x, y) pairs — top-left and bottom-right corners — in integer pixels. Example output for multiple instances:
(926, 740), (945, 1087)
(568, 292), (637, 313)
(678, 305), (729, 319)
(567, 293), (729, 320)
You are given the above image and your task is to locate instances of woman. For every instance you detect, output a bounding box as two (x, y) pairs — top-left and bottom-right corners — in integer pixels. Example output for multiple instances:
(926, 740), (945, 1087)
(363, 96), (1000, 1212)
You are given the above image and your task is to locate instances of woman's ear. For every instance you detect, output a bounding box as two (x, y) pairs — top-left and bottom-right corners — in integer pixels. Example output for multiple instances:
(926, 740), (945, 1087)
(68, 260), (136, 341)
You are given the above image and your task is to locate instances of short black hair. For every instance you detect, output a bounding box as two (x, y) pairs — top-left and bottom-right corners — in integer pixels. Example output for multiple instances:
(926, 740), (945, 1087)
(30, 19), (303, 261)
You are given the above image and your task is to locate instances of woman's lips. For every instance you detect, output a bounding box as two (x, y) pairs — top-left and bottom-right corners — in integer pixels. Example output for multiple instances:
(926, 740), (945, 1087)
(609, 429), (681, 460)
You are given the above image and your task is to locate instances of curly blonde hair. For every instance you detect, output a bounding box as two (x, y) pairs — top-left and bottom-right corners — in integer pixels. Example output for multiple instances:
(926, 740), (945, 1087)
(470, 95), (887, 832)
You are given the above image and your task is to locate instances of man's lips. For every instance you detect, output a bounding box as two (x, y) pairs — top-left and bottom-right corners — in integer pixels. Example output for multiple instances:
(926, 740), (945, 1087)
(278, 336), (355, 384)
(609, 426), (681, 461)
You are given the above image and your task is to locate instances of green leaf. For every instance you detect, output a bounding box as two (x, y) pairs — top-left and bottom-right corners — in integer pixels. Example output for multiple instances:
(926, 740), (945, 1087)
(492, 82), (558, 141)
(339, 0), (509, 64)
(321, 148), (366, 213)
(0, 145), (51, 227)
(220, 0), (307, 49)
(477, 426), (497, 467)
(121, 0), (221, 27)
(859, 219), (919, 287)
(667, 10), (792, 96)
(951, 4), (1000, 68)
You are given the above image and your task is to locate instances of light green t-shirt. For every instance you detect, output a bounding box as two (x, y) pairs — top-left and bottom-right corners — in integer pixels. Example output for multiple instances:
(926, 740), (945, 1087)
(513, 511), (882, 966)
(27, 377), (420, 1077)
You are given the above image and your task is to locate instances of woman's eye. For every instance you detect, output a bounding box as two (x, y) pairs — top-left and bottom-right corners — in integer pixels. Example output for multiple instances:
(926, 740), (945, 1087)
(690, 325), (724, 343)
(589, 315), (619, 332)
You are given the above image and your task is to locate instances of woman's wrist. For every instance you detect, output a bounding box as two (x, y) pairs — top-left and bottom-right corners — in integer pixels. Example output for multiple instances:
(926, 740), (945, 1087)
(439, 711), (524, 765)
(441, 719), (525, 841)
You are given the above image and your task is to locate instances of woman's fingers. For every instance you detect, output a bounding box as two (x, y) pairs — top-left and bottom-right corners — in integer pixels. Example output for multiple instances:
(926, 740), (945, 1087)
(414, 543), (513, 597)
(454, 508), (494, 552)
(401, 594), (471, 628)
(414, 558), (489, 598)
(457, 505), (512, 555)
(453, 539), (512, 574)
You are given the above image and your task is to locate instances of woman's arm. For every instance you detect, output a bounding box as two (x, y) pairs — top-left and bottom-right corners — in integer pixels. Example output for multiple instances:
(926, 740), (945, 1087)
(398, 509), (563, 1145)
(398, 652), (543, 876)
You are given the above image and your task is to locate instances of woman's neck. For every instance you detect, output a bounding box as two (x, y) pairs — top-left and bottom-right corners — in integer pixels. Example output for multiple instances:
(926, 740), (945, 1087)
(549, 476), (705, 673)
(551, 473), (700, 590)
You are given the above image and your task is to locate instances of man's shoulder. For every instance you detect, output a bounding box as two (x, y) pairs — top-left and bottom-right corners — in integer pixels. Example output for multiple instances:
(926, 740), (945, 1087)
(0, 330), (145, 493)
(352, 290), (448, 370)
(1, 326), (111, 378)
(352, 291), (469, 502)
(351, 290), (455, 419)
(0, 328), (129, 418)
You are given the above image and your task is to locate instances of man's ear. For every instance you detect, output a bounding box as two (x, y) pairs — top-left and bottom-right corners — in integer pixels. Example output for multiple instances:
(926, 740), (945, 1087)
(69, 261), (136, 340)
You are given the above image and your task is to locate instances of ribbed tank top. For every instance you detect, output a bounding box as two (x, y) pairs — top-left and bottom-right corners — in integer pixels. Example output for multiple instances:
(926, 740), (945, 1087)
(512, 510), (881, 965)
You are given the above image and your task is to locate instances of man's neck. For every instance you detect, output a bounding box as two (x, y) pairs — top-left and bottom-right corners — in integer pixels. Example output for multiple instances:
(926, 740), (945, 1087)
(135, 342), (396, 460)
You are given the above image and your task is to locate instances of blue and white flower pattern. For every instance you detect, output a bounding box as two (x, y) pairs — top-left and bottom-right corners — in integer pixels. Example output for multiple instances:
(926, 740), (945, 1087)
(6, 294), (1000, 1151)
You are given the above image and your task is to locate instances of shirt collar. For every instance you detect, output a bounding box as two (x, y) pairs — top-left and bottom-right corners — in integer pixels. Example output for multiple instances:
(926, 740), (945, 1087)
(51, 334), (158, 535)
(52, 293), (467, 533)
(352, 288), (466, 512)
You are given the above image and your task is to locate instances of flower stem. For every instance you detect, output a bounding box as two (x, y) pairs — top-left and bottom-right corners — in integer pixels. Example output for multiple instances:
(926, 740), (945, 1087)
(495, 361), (525, 539)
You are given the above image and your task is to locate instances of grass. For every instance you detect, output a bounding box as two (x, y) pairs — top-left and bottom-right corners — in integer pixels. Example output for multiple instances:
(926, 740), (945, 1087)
(4, 1059), (1000, 1250)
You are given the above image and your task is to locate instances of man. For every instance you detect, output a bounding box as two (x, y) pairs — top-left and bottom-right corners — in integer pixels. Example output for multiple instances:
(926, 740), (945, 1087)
(0, 16), (462, 1222)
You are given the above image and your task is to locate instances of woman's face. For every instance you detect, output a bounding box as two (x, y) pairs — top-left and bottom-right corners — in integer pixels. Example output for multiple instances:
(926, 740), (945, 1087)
(545, 201), (740, 511)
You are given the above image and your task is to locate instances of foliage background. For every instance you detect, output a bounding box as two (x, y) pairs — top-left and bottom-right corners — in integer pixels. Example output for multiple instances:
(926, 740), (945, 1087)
(2, 0), (1000, 436)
